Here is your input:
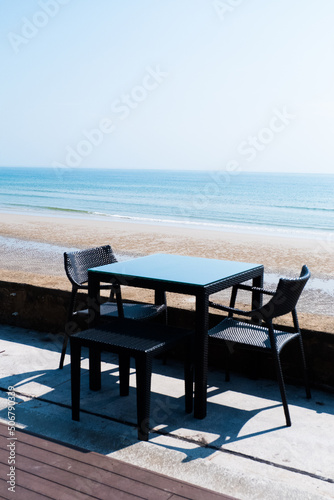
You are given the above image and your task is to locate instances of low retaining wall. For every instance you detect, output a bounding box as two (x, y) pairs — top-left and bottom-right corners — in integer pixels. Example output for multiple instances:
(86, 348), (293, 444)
(0, 281), (333, 391)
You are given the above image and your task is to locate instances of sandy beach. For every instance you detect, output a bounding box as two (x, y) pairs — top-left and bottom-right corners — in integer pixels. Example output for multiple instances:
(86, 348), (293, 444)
(0, 213), (333, 333)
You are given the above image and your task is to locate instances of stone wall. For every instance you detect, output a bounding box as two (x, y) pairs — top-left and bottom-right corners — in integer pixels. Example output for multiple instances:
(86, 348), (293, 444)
(0, 280), (68, 333)
(0, 280), (333, 391)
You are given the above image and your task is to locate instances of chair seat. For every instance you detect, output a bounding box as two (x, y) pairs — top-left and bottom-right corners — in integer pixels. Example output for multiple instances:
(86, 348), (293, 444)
(76, 302), (166, 321)
(209, 317), (299, 352)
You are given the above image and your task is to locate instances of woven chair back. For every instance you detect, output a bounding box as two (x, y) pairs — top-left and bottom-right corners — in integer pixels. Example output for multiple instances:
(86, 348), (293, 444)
(257, 265), (310, 321)
(64, 245), (117, 287)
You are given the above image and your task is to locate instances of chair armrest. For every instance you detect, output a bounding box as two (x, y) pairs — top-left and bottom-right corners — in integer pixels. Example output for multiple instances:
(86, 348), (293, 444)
(100, 284), (116, 290)
(80, 283), (117, 291)
(209, 301), (252, 317)
(234, 284), (276, 296)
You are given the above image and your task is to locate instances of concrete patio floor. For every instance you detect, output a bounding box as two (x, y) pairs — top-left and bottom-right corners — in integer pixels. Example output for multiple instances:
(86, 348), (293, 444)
(0, 324), (333, 500)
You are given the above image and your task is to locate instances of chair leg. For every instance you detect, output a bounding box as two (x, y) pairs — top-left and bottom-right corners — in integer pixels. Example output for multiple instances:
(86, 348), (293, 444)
(89, 349), (101, 391)
(274, 352), (291, 426)
(228, 285), (238, 315)
(156, 290), (168, 365)
(115, 286), (124, 318)
(59, 335), (69, 370)
(119, 353), (130, 396)
(292, 310), (311, 399)
(135, 355), (152, 441)
(60, 287), (78, 369)
(298, 336), (311, 399)
(155, 290), (167, 323)
(71, 341), (81, 421)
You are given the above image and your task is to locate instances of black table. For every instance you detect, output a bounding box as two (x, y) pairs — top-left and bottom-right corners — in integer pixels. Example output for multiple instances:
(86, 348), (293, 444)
(88, 253), (264, 419)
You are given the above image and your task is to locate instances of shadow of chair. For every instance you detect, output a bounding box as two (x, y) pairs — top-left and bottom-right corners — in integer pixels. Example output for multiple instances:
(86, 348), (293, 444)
(70, 318), (194, 441)
(59, 245), (166, 369)
(208, 265), (311, 426)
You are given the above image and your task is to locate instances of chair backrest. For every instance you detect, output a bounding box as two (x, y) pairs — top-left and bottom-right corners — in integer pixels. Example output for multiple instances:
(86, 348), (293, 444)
(64, 245), (117, 288)
(257, 265), (310, 322)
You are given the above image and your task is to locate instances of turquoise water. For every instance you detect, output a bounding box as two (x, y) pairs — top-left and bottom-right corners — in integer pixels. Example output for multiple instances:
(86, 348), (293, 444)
(0, 167), (333, 237)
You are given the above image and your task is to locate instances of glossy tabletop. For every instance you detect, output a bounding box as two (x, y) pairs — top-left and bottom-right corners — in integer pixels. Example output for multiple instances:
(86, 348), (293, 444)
(89, 253), (262, 288)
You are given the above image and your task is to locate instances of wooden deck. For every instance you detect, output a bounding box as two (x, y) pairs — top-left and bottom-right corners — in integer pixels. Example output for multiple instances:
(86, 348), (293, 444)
(0, 423), (236, 499)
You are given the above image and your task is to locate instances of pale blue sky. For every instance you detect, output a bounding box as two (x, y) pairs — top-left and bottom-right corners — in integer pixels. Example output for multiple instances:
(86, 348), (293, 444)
(1, 0), (334, 172)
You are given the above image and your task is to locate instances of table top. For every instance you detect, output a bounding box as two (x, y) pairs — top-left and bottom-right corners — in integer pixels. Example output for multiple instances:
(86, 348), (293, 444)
(89, 253), (263, 287)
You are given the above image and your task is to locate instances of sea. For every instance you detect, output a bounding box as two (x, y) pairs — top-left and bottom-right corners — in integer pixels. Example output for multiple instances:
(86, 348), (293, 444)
(0, 167), (333, 239)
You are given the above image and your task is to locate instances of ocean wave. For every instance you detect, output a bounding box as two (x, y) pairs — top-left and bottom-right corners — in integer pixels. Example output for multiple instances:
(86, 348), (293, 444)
(6, 203), (93, 215)
(272, 204), (334, 212)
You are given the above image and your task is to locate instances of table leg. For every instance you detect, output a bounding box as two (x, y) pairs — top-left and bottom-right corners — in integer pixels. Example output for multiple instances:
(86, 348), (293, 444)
(135, 354), (152, 441)
(194, 291), (209, 419)
(185, 338), (194, 414)
(71, 340), (81, 421)
(251, 271), (264, 323)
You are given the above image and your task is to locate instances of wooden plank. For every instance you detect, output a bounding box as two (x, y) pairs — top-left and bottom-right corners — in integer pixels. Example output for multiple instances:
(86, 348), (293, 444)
(0, 447), (162, 500)
(13, 441), (171, 500)
(0, 424), (236, 500)
(0, 449), (106, 500)
(0, 479), (52, 500)
(0, 461), (52, 500)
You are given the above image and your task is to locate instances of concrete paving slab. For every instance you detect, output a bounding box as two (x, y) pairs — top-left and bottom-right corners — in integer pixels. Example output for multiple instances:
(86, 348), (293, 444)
(0, 324), (333, 499)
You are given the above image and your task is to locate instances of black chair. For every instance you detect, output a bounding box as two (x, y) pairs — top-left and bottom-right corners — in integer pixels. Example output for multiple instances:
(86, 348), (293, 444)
(59, 245), (166, 369)
(208, 265), (311, 426)
(70, 318), (193, 441)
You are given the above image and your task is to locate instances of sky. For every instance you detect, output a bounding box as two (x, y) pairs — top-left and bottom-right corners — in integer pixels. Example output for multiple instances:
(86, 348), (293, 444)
(0, 0), (334, 173)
